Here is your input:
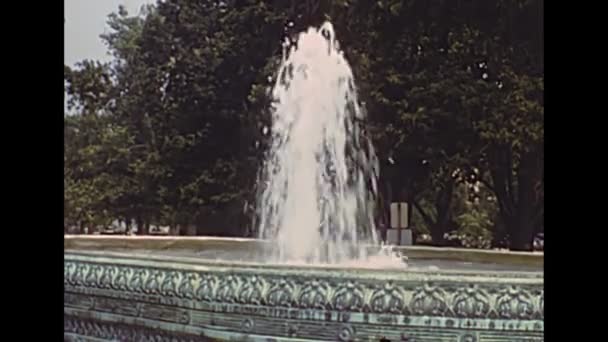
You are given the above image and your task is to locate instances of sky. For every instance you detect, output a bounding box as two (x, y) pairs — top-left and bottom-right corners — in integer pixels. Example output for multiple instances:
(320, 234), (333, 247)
(64, 0), (156, 66)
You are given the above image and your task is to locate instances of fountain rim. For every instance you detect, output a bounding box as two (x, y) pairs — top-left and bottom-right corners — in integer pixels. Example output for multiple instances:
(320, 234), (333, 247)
(64, 235), (543, 262)
(65, 236), (543, 281)
(65, 250), (543, 282)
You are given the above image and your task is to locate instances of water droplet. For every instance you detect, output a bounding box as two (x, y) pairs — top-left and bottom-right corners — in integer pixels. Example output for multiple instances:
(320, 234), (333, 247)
(255, 22), (400, 267)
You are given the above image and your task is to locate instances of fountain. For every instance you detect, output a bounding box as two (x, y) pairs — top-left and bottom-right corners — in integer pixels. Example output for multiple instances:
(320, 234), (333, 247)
(64, 22), (543, 341)
(256, 22), (400, 267)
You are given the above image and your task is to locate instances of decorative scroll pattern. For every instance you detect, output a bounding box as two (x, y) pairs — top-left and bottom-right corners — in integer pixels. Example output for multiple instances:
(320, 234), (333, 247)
(64, 259), (544, 320)
(64, 315), (203, 341)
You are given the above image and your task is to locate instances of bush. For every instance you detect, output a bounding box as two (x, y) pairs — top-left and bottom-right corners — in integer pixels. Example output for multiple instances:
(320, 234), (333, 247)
(449, 207), (493, 249)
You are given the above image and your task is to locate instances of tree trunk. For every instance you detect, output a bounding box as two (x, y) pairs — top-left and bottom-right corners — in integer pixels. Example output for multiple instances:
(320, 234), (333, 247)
(508, 224), (534, 251)
(507, 151), (539, 251)
(491, 220), (508, 248)
(383, 181), (393, 242)
(80, 221), (87, 234)
(488, 147), (541, 251)
(185, 224), (197, 236)
(429, 209), (453, 246)
(430, 208), (452, 246)
(136, 217), (146, 235)
(429, 227), (445, 246)
(375, 182), (389, 242)
(178, 223), (197, 236)
(429, 177), (455, 246)
(507, 212), (535, 251)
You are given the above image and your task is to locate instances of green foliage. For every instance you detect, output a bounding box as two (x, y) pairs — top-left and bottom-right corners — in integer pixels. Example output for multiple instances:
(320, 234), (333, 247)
(64, 0), (543, 248)
(450, 182), (498, 249)
(64, 112), (136, 230)
(452, 207), (493, 249)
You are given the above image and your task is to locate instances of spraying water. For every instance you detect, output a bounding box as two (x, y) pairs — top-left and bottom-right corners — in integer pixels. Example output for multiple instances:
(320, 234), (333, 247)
(256, 22), (404, 267)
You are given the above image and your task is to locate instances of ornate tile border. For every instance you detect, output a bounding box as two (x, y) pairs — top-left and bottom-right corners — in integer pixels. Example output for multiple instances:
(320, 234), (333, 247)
(65, 252), (543, 341)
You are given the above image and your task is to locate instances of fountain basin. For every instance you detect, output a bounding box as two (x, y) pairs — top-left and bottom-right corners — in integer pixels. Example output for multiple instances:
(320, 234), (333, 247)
(64, 236), (543, 341)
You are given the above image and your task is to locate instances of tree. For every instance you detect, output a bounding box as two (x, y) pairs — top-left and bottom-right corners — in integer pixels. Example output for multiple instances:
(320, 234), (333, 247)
(351, 0), (543, 250)
(64, 111), (135, 232)
(63, 0), (543, 248)
(64, 62), (123, 232)
(98, 4), (179, 234)
(472, 69), (543, 250)
(97, 1), (299, 235)
(449, 1), (544, 250)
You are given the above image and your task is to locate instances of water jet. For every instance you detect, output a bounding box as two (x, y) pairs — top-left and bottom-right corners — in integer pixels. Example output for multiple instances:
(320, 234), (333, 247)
(64, 22), (543, 341)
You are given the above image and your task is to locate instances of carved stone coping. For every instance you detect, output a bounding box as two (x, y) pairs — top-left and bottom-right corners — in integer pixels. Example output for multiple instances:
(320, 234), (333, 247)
(66, 249), (542, 279)
(64, 235), (544, 268)
(65, 251), (543, 341)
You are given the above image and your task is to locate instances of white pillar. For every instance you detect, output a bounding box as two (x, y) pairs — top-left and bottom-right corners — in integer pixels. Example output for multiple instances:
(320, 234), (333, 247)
(387, 202), (412, 246)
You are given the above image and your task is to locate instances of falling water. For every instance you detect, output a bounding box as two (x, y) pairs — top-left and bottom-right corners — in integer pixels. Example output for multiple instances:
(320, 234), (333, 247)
(256, 22), (404, 267)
